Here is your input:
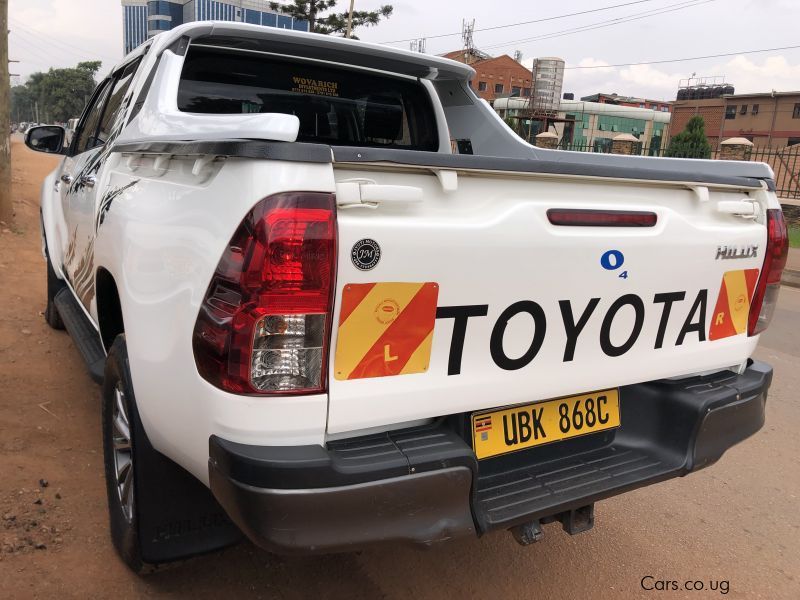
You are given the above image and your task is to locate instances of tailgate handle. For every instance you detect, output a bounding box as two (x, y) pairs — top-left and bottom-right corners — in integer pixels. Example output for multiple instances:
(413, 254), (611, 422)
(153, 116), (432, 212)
(716, 200), (758, 217)
(336, 180), (423, 208)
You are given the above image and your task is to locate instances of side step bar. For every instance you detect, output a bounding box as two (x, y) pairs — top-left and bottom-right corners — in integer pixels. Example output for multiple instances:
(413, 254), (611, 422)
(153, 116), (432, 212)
(54, 288), (105, 383)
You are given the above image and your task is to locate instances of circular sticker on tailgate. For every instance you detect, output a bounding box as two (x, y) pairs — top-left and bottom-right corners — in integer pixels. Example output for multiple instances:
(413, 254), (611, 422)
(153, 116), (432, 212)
(351, 239), (381, 271)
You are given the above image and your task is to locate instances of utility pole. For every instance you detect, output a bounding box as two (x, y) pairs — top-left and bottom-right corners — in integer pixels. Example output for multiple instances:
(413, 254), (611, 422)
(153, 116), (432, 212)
(1, 0), (13, 225)
(461, 19), (475, 63)
(345, 0), (355, 38)
(410, 38), (426, 53)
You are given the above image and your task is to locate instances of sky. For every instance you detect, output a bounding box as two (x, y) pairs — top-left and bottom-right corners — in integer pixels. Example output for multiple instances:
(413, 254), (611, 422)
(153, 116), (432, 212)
(8, 0), (800, 101)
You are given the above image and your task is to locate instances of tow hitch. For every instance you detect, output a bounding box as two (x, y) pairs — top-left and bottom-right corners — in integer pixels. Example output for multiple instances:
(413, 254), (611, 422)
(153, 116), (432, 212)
(511, 520), (544, 546)
(511, 504), (595, 546)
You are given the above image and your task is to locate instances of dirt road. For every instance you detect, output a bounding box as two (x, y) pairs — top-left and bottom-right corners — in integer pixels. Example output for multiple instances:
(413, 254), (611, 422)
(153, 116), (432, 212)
(1, 139), (798, 599)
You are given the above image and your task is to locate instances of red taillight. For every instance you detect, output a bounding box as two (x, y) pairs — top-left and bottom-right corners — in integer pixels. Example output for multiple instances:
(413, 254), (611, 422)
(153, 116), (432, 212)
(748, 208), (788, 336)
(193, 192), (337, 395)
(547, 208), (657, 227)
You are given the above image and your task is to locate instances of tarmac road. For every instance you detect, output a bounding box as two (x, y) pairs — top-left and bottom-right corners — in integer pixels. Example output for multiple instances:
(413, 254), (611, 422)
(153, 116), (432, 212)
(0, 140), (798, 599)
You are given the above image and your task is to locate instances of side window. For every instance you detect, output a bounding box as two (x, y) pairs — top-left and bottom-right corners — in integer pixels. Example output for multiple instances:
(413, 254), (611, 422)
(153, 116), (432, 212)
(96, 59), (141, 146)
(73, 81), (112, 155)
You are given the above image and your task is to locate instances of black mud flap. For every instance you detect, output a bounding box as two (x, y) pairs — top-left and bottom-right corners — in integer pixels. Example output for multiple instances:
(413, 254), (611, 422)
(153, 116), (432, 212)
(131, 403), (243, 563)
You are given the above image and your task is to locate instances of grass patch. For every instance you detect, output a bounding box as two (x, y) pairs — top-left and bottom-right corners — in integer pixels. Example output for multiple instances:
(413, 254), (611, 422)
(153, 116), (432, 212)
(790, 225), (800, 249)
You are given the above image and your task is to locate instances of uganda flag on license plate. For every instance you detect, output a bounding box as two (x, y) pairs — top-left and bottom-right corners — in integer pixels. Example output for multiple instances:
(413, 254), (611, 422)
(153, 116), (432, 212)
(708, 269), (760, 340)
(334, 282), (439, 380)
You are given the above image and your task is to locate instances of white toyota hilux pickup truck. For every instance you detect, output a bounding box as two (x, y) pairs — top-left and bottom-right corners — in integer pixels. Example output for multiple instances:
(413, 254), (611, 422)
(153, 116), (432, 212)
(26, 22), (787, 572)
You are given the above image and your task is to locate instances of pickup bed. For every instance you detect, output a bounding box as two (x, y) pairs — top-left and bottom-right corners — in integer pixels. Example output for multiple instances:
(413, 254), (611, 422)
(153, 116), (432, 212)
(28, 22), (787, 572)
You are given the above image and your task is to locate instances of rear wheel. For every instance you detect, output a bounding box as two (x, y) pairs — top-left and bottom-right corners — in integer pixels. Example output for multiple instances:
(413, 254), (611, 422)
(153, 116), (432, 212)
(102, 335), (242, 573)
(102, 335), (153, 573)
(45, 252), (65, 330)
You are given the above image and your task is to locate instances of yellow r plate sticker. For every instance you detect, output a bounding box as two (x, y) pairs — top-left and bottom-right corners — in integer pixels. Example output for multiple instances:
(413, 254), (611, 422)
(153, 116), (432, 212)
(334, 282), (439, 381)
(709, 269), (759, 340)
(472, 389), (621, 460)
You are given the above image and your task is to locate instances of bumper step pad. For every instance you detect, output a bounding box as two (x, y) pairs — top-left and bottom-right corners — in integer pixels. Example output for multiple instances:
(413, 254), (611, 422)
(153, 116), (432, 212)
(475, 445), (676, 531)
(54, 288), (105, 383)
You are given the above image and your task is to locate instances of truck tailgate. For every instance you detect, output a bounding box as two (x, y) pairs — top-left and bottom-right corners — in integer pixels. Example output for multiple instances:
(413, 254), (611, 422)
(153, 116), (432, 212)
(327, 166), (767, 435)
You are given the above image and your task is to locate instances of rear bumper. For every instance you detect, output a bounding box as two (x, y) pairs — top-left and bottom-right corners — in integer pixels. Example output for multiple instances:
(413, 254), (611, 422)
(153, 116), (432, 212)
(208, 360), (772, 554)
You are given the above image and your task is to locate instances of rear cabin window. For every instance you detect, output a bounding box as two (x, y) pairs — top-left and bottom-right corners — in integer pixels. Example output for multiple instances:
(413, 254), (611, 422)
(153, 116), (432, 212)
(178, 47), (439, 151)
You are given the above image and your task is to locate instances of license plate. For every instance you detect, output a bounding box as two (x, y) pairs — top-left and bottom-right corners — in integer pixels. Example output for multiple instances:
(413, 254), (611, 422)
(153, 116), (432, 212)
(471, 389), (620, 460)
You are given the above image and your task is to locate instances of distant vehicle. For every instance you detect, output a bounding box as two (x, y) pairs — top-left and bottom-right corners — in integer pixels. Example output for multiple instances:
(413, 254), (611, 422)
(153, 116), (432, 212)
(65, 118), (80, 146)
(26, 22), (786, 574)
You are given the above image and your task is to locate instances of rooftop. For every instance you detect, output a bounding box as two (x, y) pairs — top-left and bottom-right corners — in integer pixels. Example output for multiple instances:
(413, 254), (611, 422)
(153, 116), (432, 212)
(726, 90), (800, 98)
(581, 92), (671, 105)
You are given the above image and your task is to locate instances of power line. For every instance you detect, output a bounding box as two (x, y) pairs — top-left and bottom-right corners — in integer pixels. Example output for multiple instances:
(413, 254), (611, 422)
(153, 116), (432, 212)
(9, 17), (114, 58)
(564, 44), (800, 69)
(9, 17), (118, 65)
(481, 0), (714, 52)
(9, 25), (107, 67)
(8, 31), (61, 66)
(379, 0), (662, 44)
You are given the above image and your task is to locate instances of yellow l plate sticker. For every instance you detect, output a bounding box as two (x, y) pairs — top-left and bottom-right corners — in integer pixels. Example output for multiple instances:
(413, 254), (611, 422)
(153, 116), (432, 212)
(334, 282), (439, 380)
(472, 389), (621, 460)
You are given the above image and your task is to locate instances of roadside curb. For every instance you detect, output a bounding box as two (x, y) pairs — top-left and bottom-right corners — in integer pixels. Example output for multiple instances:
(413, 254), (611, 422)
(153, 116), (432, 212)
(782, 269), (800, 289)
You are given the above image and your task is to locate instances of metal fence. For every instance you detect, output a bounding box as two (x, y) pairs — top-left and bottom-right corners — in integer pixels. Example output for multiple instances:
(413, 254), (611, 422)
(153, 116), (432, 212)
(711, 145), (800, 200)
(559, 142), (665, 157)
(558, 142), (800, 199)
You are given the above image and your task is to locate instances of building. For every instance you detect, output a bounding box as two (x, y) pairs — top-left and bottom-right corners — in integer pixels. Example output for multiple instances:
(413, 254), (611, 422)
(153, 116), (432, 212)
(441, 48), (488, 66)
(530, 57), (565, 111)
(671, 91), (800, 148)
(580, 92), (671, 113)
(122, 1), (309, 55)
(442, 50), (533, 103)
(494, 97), (671, 155)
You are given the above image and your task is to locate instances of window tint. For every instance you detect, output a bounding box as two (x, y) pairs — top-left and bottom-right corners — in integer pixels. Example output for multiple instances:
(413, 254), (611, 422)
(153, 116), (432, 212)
(178, 47), (439, 151)
(73, 80), (112, 155)
(96, 59), (141, 145)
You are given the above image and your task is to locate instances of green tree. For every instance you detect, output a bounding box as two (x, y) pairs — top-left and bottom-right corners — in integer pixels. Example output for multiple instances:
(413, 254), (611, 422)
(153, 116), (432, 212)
(39, 67), (98, 122)
(503, 116), (521, 137)
(76, 61), (102, 77)
(269, 0), (393, 36)
(10, 61), (100, 123)
(664, 115), (712, 159)
(10, 85), (35, 123)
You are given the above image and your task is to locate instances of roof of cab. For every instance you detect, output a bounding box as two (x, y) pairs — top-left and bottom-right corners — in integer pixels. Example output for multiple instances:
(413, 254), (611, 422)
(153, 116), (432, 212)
(148, 21), (476, 81)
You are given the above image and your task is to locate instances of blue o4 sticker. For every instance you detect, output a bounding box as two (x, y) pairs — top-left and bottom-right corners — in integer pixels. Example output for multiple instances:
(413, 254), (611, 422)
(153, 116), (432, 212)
(601, 250), (629, 279)
(600, 250), (624, 270)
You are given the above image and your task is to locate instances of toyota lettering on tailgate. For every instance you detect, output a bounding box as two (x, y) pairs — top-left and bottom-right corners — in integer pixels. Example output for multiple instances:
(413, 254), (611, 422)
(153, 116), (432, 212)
(435, 290), (710, 376)
(335, 269), (758, 379)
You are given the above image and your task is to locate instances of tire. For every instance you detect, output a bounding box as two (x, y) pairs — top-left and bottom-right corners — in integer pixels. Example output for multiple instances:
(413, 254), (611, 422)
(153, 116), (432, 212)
(45, 251), (65, 330)
(102, 335), (154, 574)
(102, 335), (241, 572)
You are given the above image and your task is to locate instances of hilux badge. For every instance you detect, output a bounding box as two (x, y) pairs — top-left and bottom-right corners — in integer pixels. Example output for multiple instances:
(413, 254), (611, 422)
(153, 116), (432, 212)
(715, 245), (758, 260)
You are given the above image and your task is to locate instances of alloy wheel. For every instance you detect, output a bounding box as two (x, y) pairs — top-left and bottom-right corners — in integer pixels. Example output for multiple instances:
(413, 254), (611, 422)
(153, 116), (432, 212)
(111, 384), (134, 523)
